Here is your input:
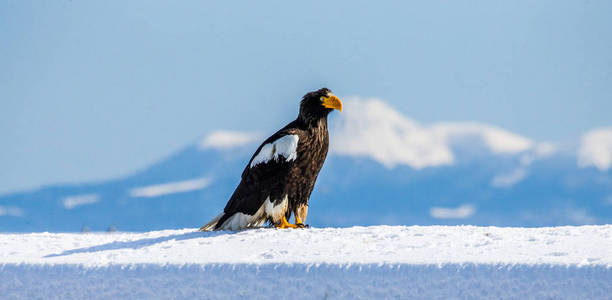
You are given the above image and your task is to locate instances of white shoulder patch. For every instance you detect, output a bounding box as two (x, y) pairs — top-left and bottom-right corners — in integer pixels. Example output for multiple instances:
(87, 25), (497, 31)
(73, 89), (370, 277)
(250, 134), (299, 168)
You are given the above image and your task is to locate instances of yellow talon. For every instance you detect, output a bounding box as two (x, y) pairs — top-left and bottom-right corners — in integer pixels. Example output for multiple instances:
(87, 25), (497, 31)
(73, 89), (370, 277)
(275, 216), (297, 229)
(294, 215), (307, 228)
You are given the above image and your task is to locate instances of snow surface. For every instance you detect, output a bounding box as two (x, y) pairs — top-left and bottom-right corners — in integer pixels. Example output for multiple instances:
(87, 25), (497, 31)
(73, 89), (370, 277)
(1, 225), (611, 299)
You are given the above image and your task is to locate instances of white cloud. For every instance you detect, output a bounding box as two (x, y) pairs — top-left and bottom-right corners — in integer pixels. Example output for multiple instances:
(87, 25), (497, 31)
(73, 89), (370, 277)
(199, 130), (261, 150)
(491, 168), (528, 188)
(331, 98), (534, 169)
(63, 194), (100, 210)
(578, 127), (612, 171)
(430, 204), (475, 219)
(130, 177), (211, 198)
(533, 142), (558, 157)
(0, 206), (24, 217)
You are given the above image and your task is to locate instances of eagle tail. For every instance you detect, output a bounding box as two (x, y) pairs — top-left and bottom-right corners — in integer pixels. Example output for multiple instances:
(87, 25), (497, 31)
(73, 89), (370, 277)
(199, 213), (224, 231)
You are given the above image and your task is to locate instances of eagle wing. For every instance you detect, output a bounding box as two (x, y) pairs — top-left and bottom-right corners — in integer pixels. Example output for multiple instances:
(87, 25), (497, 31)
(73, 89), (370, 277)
(213, 123), (302, 229)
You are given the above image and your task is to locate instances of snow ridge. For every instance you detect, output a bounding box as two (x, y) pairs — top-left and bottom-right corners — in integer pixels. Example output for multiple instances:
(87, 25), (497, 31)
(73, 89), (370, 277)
(1, 225), (610, 299)
(3, 226), (608, 266)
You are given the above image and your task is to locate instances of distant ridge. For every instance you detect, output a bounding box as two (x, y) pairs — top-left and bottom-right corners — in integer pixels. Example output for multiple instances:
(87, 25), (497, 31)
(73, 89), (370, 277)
(1, 99), (611, 232)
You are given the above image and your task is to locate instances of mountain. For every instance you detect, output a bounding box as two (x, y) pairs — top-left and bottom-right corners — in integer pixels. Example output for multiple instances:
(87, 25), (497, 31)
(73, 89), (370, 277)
(1, 99), (611, 232)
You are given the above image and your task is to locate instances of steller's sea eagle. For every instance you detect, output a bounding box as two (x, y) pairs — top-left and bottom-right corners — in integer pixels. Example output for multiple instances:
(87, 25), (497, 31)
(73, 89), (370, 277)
(200, 88), (342, 230)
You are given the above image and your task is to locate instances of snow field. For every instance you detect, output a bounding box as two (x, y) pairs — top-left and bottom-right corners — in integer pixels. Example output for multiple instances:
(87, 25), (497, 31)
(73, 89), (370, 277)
(1, 225), (611, 299)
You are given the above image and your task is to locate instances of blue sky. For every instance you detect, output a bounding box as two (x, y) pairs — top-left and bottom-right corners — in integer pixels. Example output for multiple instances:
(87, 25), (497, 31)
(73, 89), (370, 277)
(1, 1), (611, 194)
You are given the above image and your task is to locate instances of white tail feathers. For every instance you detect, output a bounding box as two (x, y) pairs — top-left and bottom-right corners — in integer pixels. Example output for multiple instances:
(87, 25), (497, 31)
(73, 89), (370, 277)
(199, 213), (223, 231)
(200, 211), (268, 231)
(200, 196), (287, 231)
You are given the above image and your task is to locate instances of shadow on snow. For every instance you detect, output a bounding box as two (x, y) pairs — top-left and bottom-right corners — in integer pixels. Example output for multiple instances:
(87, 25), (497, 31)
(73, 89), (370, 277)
(44, 230), (242, 258)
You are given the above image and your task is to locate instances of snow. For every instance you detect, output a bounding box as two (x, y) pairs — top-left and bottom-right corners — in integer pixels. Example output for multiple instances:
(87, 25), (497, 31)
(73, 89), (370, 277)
(430, 204), (476, 219)
(4, 225), (610, 266)
(533, 141), (558, 157)
(250, 134), (299, 168)
(432, 122), (532, 154)
(62, 194), (100, 209)
(491, 168), (528, 188)
(578, 127), (612, 171)
(129, 177), (211, 198)
(331, 98), (537, 169)
(0, 205), (23, 217)
(489, 142), (557, 188)
(332, 98), (455, 169)
(199, 130), (261, 150)
(1, 226), (610, 299)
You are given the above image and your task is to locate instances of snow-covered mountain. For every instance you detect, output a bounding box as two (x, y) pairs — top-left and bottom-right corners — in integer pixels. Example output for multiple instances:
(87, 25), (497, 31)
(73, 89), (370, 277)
(1, 99), (611, 232)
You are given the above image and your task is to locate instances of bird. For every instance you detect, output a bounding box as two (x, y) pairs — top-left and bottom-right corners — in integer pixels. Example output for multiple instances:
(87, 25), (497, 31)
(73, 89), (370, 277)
(200, 88), (342, 231)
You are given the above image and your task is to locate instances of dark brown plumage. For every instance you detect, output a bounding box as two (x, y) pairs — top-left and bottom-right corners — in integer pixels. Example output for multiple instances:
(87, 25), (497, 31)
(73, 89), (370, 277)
(200, 88), (342, 231)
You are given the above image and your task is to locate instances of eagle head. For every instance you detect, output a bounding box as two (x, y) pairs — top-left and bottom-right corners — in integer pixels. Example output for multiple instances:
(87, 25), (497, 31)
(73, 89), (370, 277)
(299, 88), (343, 122)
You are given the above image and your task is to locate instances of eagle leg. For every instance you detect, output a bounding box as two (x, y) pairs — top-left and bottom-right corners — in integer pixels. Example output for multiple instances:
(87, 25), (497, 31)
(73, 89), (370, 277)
(294, 204), (309, 228)
(275, 216), (298, 229)
(294, 215), (309, 228)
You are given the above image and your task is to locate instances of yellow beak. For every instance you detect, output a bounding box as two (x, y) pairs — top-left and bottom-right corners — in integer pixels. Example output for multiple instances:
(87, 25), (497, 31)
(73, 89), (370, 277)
(321, 94), (343, 112)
